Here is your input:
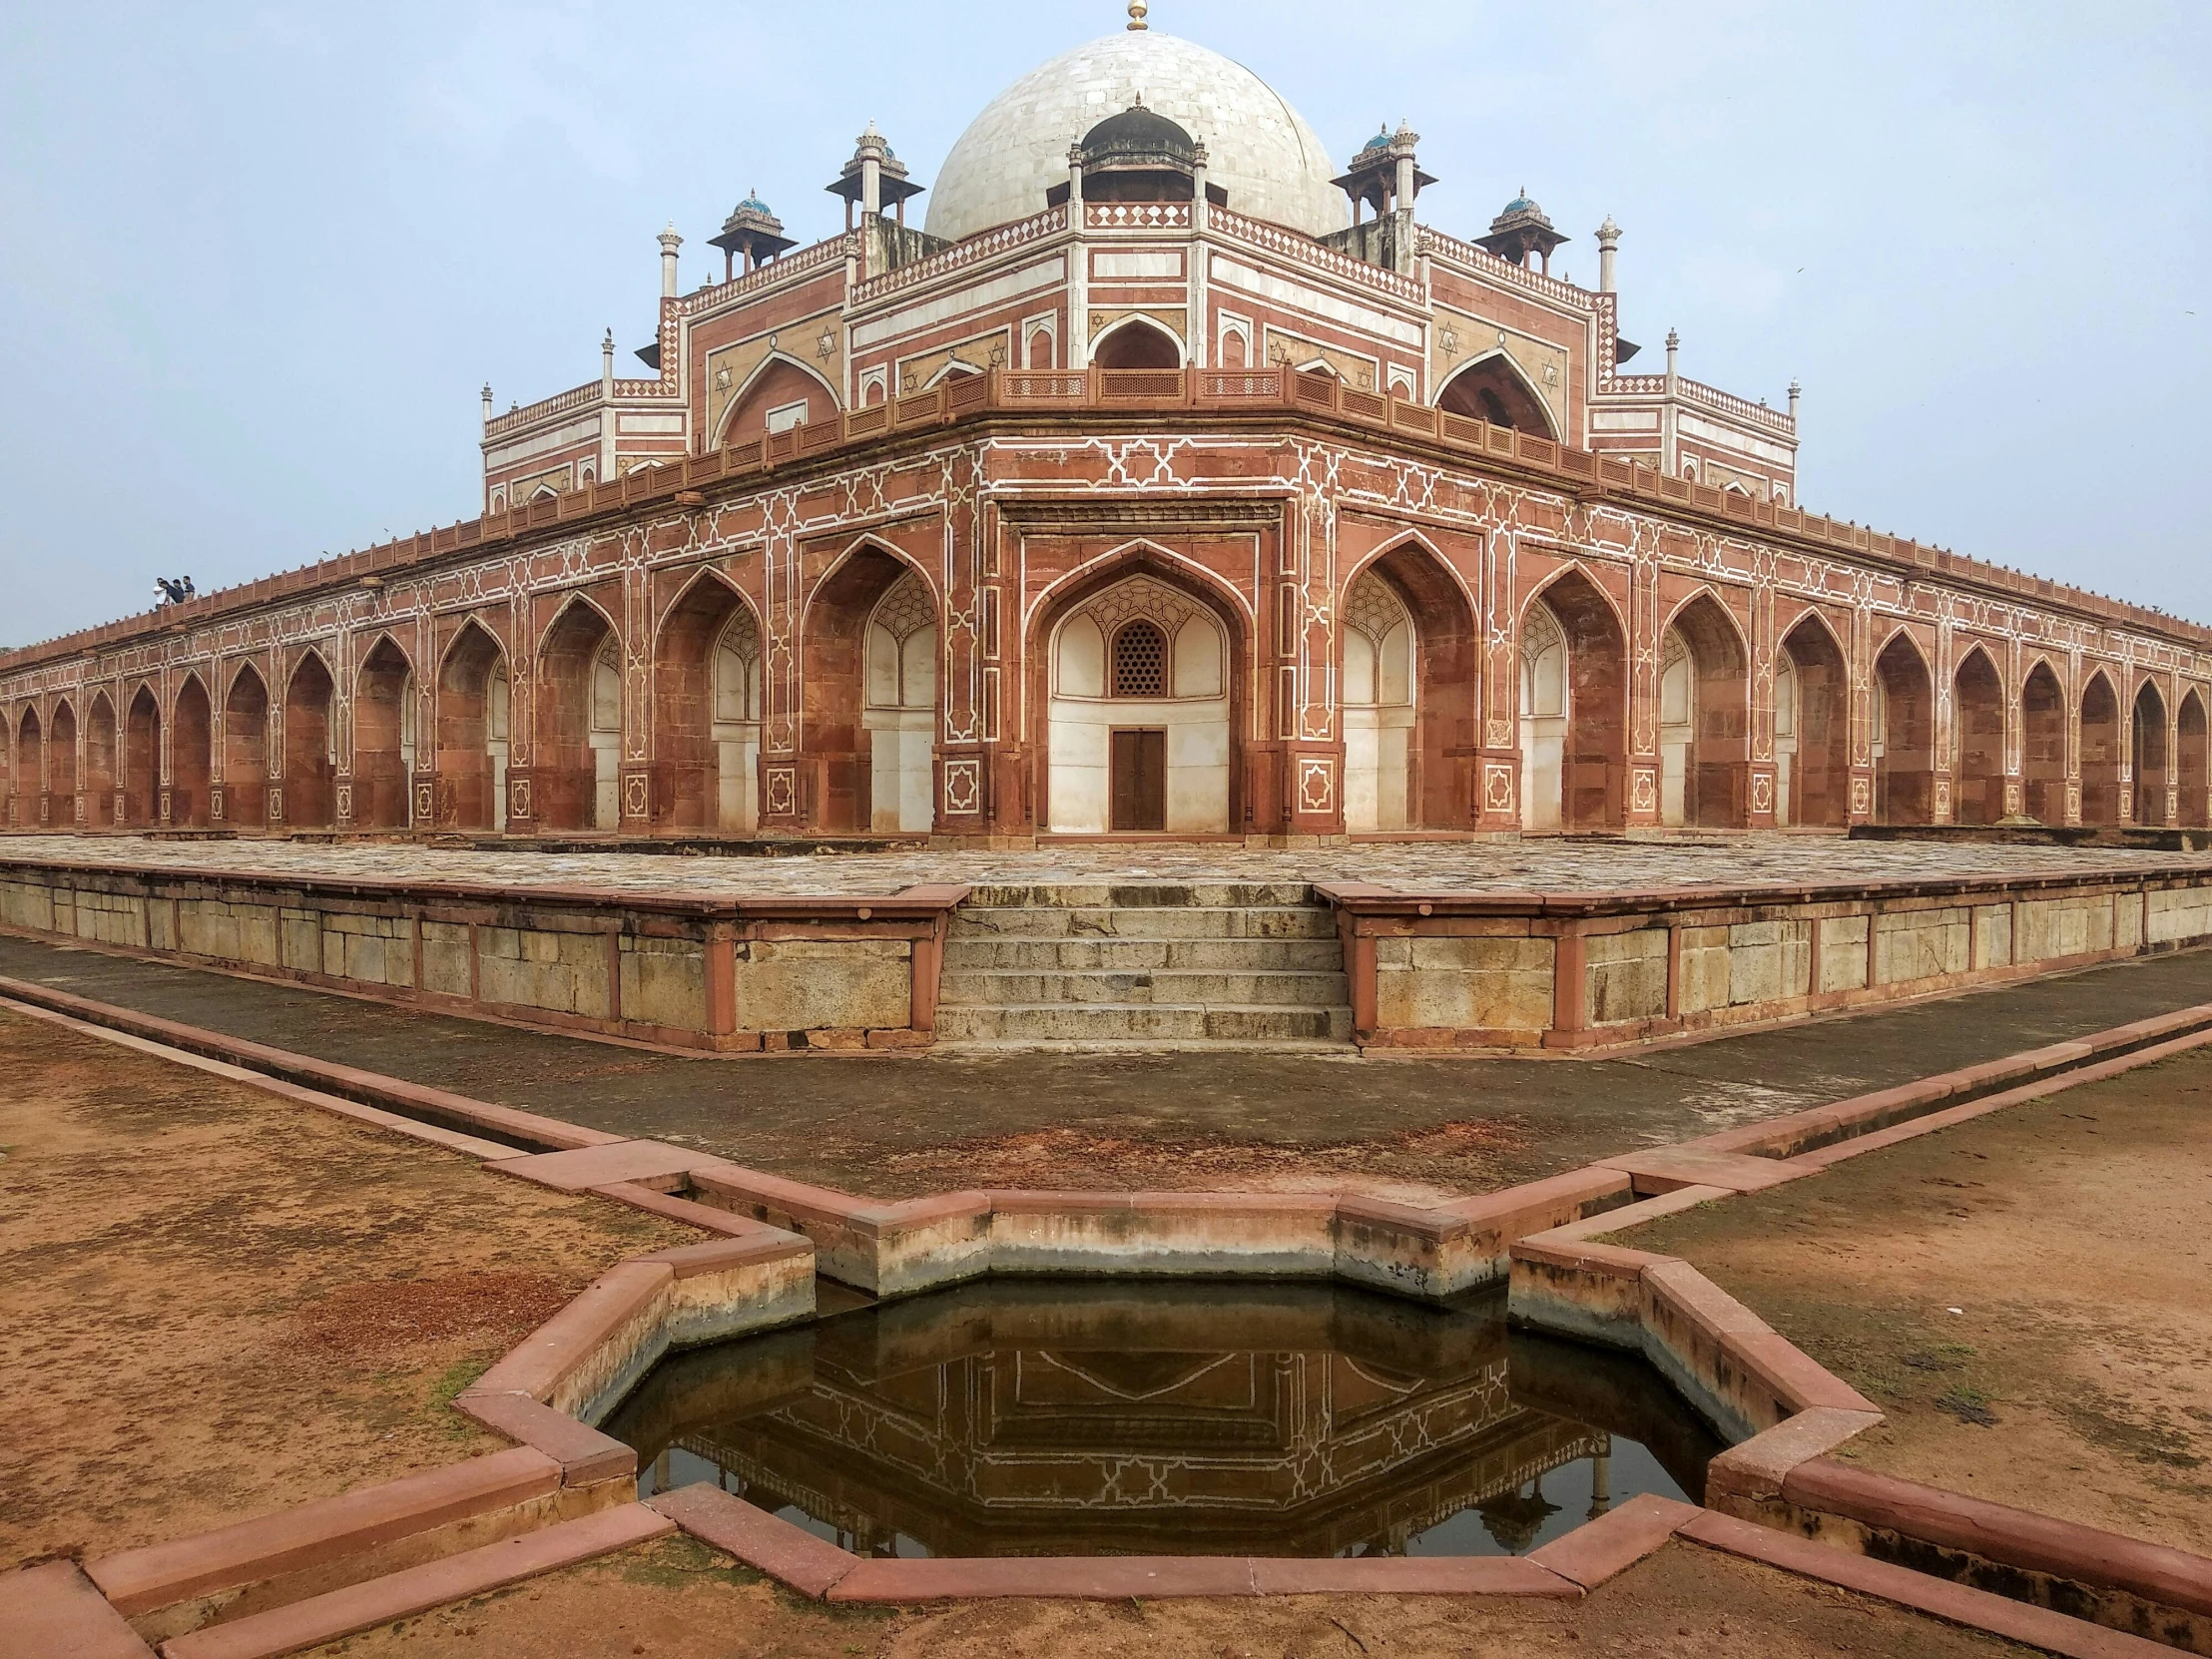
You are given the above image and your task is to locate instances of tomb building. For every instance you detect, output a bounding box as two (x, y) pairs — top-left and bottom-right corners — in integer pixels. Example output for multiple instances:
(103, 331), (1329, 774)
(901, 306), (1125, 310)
(4, 4), (2206, 840)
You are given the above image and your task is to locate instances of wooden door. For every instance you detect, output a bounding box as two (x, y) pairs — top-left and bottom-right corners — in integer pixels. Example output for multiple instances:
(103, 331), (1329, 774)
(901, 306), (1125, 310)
(1110, 728), (1167, 830)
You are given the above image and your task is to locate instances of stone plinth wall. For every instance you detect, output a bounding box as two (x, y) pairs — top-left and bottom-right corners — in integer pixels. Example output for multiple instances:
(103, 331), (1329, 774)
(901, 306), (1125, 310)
(1323, 865), (2212, 1051)
(0, 857), (966, 1052)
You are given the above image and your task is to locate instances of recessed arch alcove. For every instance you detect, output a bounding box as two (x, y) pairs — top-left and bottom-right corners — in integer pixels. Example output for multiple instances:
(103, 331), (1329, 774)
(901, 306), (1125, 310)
(1655, 592), (1750, 829)
(653, 572), (764, 832)
(1775, 614), (1848, 828)
(2078, 671), (2121, 827)
(1340, 542), (1477, 832)
(1872, 634), (1934, 825)
(436, 622), (510, 831)
(1519, 570), (1626, 831)
(1037, 559), (1243, 835)
(800, 544), (936, 833)
(1952, 647), (2005, 826)
(282, 652), (336, 830)
(171, 674), (213, 828)
(225, 666), (270, 829)
(2132, 680), (2169, 826)
(1437, 353), (1558, 437)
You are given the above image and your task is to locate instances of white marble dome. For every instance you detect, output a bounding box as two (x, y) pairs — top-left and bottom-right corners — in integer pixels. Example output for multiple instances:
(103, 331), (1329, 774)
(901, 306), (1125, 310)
(925, 30), (1349, 245)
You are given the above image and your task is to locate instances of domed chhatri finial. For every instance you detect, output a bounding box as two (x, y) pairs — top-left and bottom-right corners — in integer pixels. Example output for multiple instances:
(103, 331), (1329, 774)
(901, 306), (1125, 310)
(1127, 0), (1148, 30)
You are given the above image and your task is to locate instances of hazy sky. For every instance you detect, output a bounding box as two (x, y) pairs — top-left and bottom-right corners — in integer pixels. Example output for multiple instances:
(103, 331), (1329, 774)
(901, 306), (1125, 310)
(3, 1), (2206, 648)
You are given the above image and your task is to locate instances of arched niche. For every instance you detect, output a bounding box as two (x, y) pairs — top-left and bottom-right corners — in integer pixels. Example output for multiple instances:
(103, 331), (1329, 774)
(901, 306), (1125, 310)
(862, 571), (938, 832)
(2178, 690), (2209, 829)
(1437, 353), (1558, 437)
(1043, 571), (1234, 834)
(17, 707), (43, 820)
(85, 691), (118, 827)
(1776, 615), (1848, 828)
(1520, 570), (1627, 830)
(1951, 648), (2005, 826)
(353, 637), (416, 830)
(283, 652), (336, 830)
(800, 545), (935, 833)
(1342, 544), (1478, 832)
(1341, 570), (1414, 831)
(1092, 318), (1183, 371)
(436, 623), (509, 831)
(1872, 634), (1934, 825)
(2078, 671), (2121, 826)
(225, 666), (270, 829)
(719, 357), (838, 447)
(172, 675), (214, 828)
(49, 700), (79, 818)
(652, 574), (764, 833)
(2021, 662), (2067, 826)
(123, 685), (161, 829)
(1656, 593), (1750, 829)
(2132, 679), (2169, 827)
(536, 599), (624, 831)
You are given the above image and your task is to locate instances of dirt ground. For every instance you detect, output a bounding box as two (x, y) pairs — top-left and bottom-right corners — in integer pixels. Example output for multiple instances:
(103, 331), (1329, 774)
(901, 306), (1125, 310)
(314, 1532), (2040, 1658)
(1625, 1044), (2212, 1554)
(0, 1006), (695, 1567)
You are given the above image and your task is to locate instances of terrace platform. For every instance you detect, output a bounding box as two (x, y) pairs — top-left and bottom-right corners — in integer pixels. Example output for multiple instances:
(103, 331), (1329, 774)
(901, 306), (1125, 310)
(4, 834), (2211, 1057)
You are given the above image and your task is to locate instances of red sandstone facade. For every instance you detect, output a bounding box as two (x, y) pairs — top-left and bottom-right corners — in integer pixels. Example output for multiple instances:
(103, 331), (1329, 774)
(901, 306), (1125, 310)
(3, 22), (2206, 841)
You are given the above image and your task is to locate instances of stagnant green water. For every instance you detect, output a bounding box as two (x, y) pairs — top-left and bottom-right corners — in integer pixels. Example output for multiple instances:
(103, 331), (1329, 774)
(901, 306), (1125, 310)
(605, 1279), (1721, 1560)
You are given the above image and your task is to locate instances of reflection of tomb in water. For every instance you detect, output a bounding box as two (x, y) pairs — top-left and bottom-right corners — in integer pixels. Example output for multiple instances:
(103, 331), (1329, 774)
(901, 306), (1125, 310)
(607, 1281), (1718, 1560)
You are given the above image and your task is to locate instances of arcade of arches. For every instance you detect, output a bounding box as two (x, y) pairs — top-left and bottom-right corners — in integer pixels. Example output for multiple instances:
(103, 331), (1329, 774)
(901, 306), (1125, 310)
(8, 561), (2212, 837)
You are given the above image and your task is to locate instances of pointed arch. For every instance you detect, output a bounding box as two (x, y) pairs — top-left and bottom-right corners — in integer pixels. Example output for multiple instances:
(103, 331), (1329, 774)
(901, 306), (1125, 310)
(1341, 534), (1479, 831)
(714, 351), (841, 447)
(1091, 316), (1185, 371)
(283, 648), (337, 829)
(2020, 660), (2067, 825)
(83, 690), (117, 827)
(171, 671), (214, 828)
(1873, 632), (1935, 825)
(1436, 351), (1561, 439)
(353, 634), (416, 830)
(1034, 554), (1245, 834)
(435, 618), (511, 831)
(48, 698), (80, 822)
(1657, 589), (1752, 827)
(2178, 688), (2209, 830)
(1521, 565), (1628, 830)
(223, 663), (270, 829)
(795, 539), (939, 832)
(123, 682), (161, 829)
(16, 705), (44, 821)
(653, 567), (767, 831)
(2132, 677), (2170, 827)
(1952, 643), (2005, 826)
(2078, 667), (2122, 826)
(535, 590), (624, 830)
(1777, 610), (1849, 828)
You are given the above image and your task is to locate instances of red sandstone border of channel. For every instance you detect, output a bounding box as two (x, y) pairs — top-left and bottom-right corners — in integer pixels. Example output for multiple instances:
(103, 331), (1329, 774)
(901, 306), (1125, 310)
(0, 977), (2207, 1659)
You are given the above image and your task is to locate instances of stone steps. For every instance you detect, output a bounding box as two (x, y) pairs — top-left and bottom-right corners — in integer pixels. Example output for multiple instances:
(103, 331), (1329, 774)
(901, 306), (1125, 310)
(934, 1001), (1357, 1045)
(945, 935), (1348, 970)
(946, 903), (1340, 940)
(934, 883), (1354, 1050)
(938, 968), (1350, 1006)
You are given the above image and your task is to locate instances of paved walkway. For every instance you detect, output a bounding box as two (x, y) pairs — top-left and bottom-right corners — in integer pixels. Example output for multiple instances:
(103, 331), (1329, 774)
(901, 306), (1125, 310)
(3, 832), (2209, 899)
(5, 931), (2209, 1202)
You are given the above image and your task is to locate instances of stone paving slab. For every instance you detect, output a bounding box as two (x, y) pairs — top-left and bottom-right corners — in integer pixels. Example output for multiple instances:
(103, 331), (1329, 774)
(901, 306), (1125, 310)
(5, 832), (2209, 901)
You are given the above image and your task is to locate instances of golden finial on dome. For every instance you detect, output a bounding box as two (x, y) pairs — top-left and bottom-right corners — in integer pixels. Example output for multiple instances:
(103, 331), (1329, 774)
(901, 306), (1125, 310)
(1127, 1), (1149, 30)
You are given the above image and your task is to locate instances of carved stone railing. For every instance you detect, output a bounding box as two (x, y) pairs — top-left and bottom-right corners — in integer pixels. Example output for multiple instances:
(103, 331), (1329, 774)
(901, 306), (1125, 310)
(850, 207), (1069, 304)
